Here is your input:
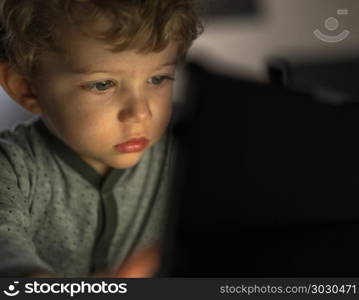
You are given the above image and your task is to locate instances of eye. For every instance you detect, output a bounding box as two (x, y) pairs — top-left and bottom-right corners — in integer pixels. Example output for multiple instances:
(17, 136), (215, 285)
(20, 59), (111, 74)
(147, 75), (175, 86)
(85, 80), (116, 93)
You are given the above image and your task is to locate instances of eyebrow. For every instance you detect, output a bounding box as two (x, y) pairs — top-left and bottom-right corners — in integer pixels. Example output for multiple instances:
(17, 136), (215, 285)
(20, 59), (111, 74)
(70, 61), (178, 75)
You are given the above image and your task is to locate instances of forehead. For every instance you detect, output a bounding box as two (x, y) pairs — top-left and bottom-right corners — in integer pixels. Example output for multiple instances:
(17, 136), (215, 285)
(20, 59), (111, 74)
(38, 26), (178, 75)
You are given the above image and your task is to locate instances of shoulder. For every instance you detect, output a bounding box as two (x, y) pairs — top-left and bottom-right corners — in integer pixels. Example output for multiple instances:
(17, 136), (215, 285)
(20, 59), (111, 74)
(0, 118), (52, 195)
(0, 117), (47, 162)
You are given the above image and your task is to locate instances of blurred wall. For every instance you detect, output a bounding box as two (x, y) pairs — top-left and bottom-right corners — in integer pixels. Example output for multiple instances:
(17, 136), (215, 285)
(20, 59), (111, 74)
(1, 0), (359, 130)
(189, 0), (359, 81)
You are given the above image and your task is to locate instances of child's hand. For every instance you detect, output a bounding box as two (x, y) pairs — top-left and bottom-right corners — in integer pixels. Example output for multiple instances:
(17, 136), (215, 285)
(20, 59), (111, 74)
(113, 243), (161, 278)
(91, 243), (162, 278)
(30, 244), (161, 278)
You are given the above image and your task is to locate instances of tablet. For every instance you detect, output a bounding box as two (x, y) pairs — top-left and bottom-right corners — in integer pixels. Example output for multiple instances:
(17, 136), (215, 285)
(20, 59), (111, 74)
(157, 61), (359, 277)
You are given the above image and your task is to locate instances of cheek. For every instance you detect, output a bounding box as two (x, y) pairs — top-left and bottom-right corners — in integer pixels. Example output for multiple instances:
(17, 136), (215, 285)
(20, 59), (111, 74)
(150, 93), (173, 135)
(39, 84), (103, 124)
(42, 98), (111, 144)
(57, 115), (115, 154)
(46, 101), (101, 132)
(162, 101), (173, 126)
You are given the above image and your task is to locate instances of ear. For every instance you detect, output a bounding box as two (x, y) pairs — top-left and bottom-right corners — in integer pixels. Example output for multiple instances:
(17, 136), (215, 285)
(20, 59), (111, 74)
(0, 62), (42, 114)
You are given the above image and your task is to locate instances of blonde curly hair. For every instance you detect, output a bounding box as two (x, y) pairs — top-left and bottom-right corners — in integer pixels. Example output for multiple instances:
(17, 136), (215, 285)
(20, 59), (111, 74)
(0, 0), (203, 77)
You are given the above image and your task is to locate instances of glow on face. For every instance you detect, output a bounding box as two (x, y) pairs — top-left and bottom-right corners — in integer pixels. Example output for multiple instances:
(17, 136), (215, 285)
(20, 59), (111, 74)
(32, 28), (178, 175)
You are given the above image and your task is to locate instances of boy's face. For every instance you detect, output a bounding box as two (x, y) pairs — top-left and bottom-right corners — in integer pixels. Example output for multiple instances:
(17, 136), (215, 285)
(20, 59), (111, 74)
(31, 27), (178, 175)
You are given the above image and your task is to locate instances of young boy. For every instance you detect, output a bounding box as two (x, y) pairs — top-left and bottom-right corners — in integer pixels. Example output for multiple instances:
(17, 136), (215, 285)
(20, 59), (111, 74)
(0, 0), (202, 277)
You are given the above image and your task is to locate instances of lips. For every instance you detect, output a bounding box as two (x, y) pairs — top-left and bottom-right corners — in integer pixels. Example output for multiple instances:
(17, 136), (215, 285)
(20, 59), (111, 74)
(114, 137), (150, 153)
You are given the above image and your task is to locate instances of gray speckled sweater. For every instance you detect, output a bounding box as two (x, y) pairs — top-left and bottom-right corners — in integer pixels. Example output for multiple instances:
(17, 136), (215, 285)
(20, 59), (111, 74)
(0, 117), (174, 277)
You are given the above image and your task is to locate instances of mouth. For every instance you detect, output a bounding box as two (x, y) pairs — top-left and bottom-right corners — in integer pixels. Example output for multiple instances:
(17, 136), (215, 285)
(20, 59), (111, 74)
(114, 137), (150, 153)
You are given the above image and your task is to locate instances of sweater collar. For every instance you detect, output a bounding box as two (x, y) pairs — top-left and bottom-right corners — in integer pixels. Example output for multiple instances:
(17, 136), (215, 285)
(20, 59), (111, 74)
(34, 118), (125, 189)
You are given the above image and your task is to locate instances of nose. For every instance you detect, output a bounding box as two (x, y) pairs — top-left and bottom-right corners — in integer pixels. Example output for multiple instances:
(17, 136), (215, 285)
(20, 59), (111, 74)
(118, 92), (152, 123)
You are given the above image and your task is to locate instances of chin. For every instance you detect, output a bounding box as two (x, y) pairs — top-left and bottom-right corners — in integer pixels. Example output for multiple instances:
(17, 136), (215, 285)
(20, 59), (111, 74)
(111, 153), (144, 169)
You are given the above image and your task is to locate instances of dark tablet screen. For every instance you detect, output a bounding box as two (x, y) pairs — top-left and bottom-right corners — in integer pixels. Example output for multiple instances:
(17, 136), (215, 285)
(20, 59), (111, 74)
(158, 62), (359, 277)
